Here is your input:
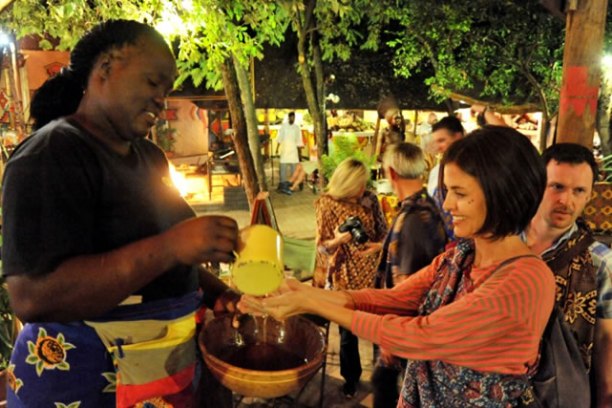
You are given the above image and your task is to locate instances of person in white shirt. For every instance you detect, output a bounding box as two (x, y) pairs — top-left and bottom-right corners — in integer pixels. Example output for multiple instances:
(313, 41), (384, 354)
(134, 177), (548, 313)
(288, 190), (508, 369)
(275, 112), (304, 189)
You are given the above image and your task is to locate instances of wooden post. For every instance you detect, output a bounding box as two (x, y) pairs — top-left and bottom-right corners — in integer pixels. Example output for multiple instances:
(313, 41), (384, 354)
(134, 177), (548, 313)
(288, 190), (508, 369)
(557, 0), (608, 148)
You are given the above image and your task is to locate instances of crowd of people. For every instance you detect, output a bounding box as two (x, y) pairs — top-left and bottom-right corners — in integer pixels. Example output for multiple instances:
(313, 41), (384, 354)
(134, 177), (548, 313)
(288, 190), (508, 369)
(1, 18), (610, 408)
(245, 96), (612, 407)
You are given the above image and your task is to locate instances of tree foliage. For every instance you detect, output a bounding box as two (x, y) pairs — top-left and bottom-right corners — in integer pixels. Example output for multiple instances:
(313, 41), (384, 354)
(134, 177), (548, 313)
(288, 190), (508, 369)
(1, 0), (583, 140)
(3, 0), (296, 197)
(4, 0), (289, 91)
(170, 0), (289, 91)
(275, 0), (390, 164)
(385, 0), (565, 117)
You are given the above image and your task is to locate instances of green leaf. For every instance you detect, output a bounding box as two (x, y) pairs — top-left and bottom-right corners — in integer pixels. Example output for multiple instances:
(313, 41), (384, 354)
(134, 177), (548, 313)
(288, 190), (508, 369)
(57, 361), (71, 371)
(25, 355), (39, 365)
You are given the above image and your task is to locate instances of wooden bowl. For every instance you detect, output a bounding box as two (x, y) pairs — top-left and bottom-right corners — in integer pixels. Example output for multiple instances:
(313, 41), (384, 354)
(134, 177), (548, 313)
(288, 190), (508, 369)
(199, 315), (326, 398)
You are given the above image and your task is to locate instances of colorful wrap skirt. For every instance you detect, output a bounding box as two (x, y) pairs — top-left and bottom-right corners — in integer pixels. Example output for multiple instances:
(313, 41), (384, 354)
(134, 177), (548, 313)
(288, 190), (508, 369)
(6, 291), (201, 408)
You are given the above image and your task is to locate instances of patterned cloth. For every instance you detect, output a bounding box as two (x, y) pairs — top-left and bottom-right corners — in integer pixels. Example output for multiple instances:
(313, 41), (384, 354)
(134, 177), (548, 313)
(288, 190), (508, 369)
(433, 182), (456, 245)
(376, 188), (447, 289)
(372, 188), (447, 406)
(314, 190), (388, 290)
(7, 292), (200, 408)
(399, 240), (533, 407)
(531, 220), (612, 321)
(539, 219), (596, 372)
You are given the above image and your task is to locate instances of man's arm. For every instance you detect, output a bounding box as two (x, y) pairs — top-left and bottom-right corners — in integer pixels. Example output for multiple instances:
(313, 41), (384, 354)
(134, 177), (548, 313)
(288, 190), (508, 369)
(295, 126), (303, 160)
(594, 319), (612, 407)
(471, 104), (508, 127)
(7, 216), (238, 322)
(275, 126), (284, 156)
(198, 265), (232, 309)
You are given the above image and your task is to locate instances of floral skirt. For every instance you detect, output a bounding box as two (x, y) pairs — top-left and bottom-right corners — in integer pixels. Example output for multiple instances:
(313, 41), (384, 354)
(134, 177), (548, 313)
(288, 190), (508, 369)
(7, 292), (201, 407)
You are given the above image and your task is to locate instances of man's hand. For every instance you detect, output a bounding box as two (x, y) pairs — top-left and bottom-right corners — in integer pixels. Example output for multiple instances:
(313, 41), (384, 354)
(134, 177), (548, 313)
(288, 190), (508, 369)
(212, 288), (241, 316)
(165, 216), (238, 264)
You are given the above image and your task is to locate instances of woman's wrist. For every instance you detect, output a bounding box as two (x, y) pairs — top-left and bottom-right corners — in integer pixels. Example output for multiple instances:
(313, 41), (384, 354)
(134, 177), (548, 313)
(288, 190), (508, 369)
(324, 238), (338, 252)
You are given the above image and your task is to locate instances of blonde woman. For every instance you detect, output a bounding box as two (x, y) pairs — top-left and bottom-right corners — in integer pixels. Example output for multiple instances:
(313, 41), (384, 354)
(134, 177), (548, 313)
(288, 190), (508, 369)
(314, 157), (387, 398)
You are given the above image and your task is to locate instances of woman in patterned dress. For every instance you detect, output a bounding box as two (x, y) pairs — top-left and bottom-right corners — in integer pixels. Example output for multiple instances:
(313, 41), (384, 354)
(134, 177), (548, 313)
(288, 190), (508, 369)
(314, 158), (388, 398)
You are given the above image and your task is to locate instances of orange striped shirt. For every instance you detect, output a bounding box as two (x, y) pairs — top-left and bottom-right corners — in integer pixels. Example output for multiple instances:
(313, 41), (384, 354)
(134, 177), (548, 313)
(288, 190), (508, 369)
(348, 254), (555, 375)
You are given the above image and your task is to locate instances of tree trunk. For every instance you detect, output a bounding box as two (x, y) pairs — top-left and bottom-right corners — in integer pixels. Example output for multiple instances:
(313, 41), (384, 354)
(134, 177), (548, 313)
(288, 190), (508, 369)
(297, 43), (323, 160)
(220, 58), (259, 208)
(522, 67), (551, 152)
(295, 0), (325, 184)
(312, 29), (327, 157)
(233, 54), (268, 192)
(444, 98), (455, 116)
(557, 0), (608, 147)
(539, 111), (550, 152)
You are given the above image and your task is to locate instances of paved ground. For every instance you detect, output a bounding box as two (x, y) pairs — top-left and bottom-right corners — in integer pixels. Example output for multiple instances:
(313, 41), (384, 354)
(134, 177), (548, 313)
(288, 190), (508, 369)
(202, 181), (320, 240)
(194, 165), (378, 407)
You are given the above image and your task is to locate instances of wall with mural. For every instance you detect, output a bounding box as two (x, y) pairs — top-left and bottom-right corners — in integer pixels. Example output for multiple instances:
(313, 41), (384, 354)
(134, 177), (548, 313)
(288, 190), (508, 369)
(21, 50), (70, 125)
(162, 98), (208, 158)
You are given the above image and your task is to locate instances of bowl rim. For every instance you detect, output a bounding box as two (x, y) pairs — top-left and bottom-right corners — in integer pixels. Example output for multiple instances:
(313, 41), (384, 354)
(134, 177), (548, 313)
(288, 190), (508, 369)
(199, 315), (327, 376)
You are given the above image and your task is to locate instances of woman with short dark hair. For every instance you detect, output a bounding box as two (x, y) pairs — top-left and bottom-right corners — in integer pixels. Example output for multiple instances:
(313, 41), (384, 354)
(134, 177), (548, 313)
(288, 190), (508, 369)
(241, 126), (556, 407)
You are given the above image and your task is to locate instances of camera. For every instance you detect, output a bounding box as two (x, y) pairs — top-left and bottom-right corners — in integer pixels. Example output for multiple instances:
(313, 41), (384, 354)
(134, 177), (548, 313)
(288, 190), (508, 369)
(338, 216), (369, 244)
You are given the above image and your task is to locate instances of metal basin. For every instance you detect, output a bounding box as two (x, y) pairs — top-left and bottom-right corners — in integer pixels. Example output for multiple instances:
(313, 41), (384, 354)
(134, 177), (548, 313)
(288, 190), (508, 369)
(199, 315), (326, 398)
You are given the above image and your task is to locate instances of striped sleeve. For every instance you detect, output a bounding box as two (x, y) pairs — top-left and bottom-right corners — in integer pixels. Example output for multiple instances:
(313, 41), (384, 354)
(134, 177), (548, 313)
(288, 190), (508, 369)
(350, 258), (555, 374)
(347, 255), (441, 315)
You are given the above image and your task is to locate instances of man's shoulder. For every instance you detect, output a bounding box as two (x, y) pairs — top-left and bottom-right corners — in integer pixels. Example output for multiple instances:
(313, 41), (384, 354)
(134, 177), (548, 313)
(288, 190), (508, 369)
(590, 239), (612, 253)
(589, 240), (612, 264)
(395, 206), (442, 243)
(399, 194), (440, 219)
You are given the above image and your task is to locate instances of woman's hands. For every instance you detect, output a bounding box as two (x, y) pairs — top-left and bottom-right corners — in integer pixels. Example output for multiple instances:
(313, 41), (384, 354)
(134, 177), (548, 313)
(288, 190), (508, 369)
(333, 226), (352, 245)
(238, 279), (356, 331)
(238, 278), (312, 320)
(324, 228), (383, 257)
(213, 288), (243, 329)
(320, 227), (351, 254)
(165, 215), (239, 264)
(358, 241), (383, 256)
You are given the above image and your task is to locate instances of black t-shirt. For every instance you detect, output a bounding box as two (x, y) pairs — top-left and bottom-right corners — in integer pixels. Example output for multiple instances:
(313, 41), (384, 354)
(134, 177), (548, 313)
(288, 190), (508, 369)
(1, 118), (198, 301)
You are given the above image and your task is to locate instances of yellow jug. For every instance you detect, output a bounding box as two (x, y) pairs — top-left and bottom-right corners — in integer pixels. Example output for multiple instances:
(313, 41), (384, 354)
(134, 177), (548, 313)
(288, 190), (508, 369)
(231, 225), (284, 296)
